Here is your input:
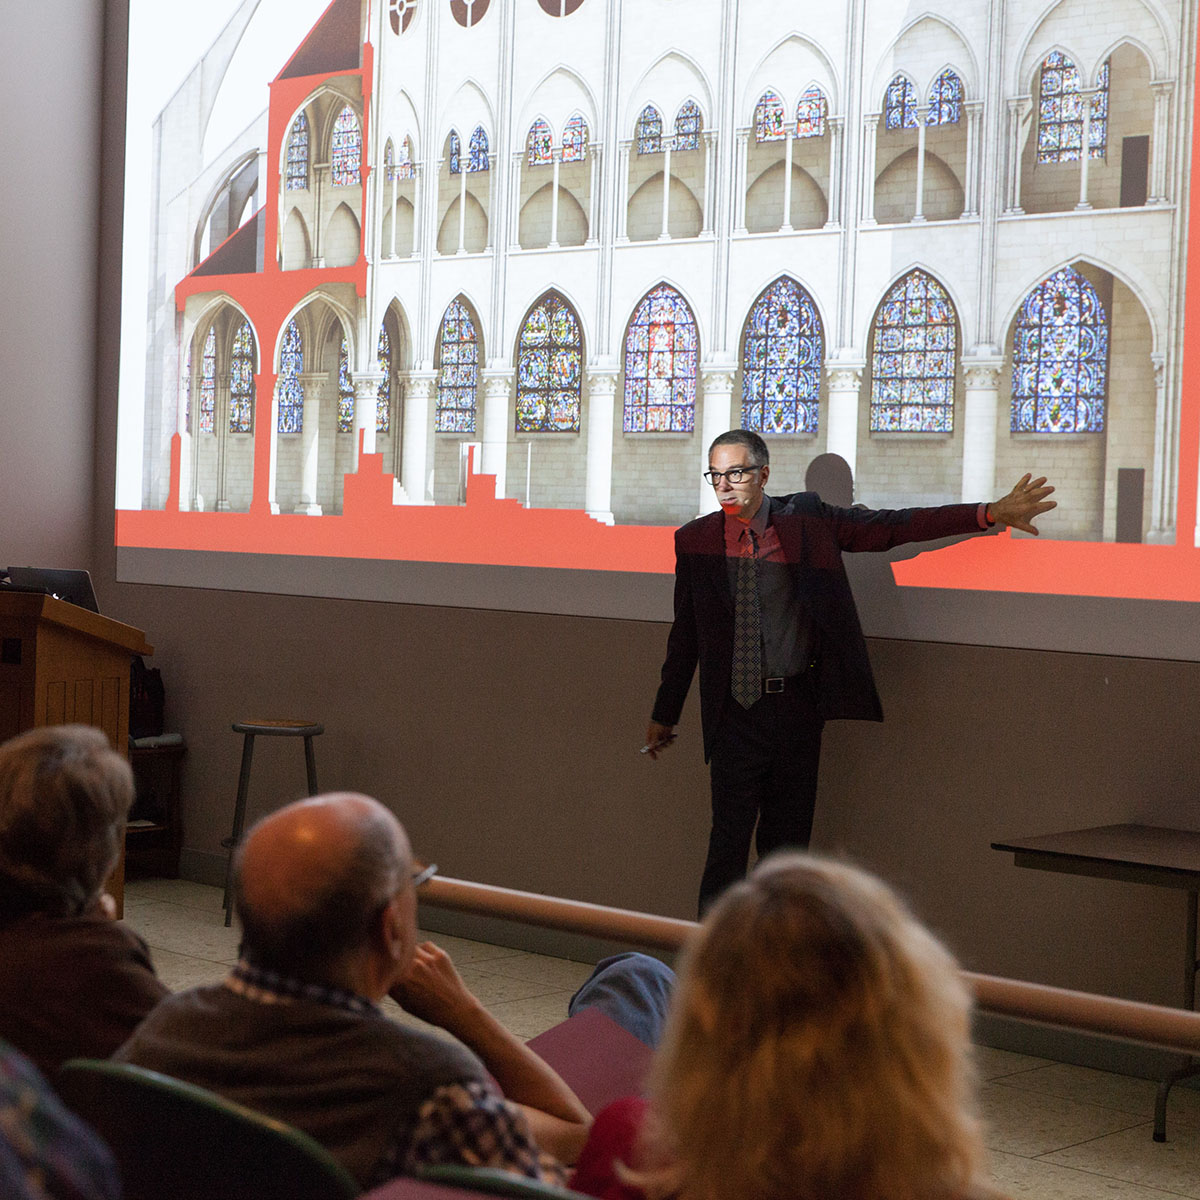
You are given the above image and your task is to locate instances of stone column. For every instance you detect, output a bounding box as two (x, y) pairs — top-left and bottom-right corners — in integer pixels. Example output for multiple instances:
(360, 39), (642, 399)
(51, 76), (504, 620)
(734, 130), (750, 233)
(825, 363), (863, 477)
(1148, 352), (1174, 540)
(913, 106), (929, 221)
(509, 150), (523, 247)
(616, 140), (631, 241)
(294, 371), (325, 514)
(410, 164), (423, 257)
(1076, 90), (1095, 210)
(586, 143), (601, 243)
(584, 368), (618, 523)
(824, 117), (843, 228)
(701, 131), (716, 233)
(352, 371), (386, 466)
(1149, 81), (1174, 204)
(962, 101), (982, 217)
(782, 131), (794, 231)
(659, 140), (673, 239)
(550, 148), (561, 247)
(388, 173), (398, 258)
(698, 367), (737, 515)
(267, 381), (282, 515)
(402, 370), (435, 503)
(861, 115), (879, 224)
(480, 369), (513, 497)
(457, 163), (468, 253)
(214, 381), (232, 510)
(1005, 97), (1031, 214)
(178, 358), (195, 511)
(485, 153), (496, 251)
(959, 354), (1004, 502)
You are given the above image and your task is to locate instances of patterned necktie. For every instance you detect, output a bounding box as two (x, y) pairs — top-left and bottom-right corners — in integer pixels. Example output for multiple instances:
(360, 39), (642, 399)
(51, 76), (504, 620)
(731, 528), (762, 709)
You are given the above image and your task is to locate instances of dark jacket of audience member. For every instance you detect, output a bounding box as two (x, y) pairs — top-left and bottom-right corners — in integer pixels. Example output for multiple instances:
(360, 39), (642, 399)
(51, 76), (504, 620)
(0, 726), (167, 1075)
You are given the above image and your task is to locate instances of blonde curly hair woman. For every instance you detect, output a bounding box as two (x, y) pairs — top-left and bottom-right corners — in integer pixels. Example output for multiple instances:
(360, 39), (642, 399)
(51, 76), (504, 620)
(571, 853), (1006, 1200)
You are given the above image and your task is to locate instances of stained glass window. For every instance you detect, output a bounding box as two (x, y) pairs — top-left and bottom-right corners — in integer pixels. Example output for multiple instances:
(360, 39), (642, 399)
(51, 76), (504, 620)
(450, 0), (489, 26)
(623, 285), (698, 433)
(796, 86), (827, 138)
(286, 113), (309, 190)
(926, 70), (963, 125)
(436, 298), (479, 433)
(562, 114), (588, 162)
(469, 126), (489, 172)
(449, 130), (462, 174)
(741, 278), (823, 434)
(389, 0), (416, 34)
(870, 270), (956, 432)
(884, 75), (918, 130)
(1011, 266), (1108, 433)
(527, 119), (553, 166)
(338, 336), (355, 433)
(331, 106), (361, 186)
(754, 91), (785, 142)
(636, 105), (663, 155)
(538, 0), (585, 13)
(396, 137), (415, 179)
(674, 100), (701, 151)
(376, 325), (392, 434)
(277, 319), (304, 433)
(200, 328), (216, 435)
(1037, 53), (1110, 163)
(515, 293), (583, 433)
(384, 139), (396, 182)
(229, 321), (255, 434)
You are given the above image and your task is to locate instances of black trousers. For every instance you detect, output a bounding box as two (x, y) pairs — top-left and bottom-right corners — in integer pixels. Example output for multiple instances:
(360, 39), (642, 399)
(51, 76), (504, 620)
(697, 676), (824, 917)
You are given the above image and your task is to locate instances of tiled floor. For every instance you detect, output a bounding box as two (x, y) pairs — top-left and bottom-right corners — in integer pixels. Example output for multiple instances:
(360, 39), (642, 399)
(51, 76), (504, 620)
(122, 879), (1200, 1199)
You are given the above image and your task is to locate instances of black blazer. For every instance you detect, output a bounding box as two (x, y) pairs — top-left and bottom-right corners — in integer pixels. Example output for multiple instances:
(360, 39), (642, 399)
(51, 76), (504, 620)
(651, 492), (985, 760)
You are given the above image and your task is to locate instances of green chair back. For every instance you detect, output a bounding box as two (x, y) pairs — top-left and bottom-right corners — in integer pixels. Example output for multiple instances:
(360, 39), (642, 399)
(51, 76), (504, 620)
(417, 1164), (592, 1199)
(57, 1058), (360, 1200)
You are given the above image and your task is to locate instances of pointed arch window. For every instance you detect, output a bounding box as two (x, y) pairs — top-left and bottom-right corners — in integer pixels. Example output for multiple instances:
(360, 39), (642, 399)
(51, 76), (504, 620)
(884, 75), (918, 130)
(278, 319), (304, 433)
(1011, 266), (1108, 433)
(926, 70), (963, 125)
(389, 0), (417, 34)
(229, 321), (255, 434)
(331, 106), (362, 186)
(449, 0), (490, 26)
(623, 285), (698, 433)
(1038, 53), (1110, 162)
(448, 130), (462, 175)
(384, 139), (396, 181)
(376, 325), (392, 433)
(286, 113), (309, 190)
(796, 86), (827, 138)
(527, 119), (553, 166)
(674, 101), (701, 151)
(199, 328), (216, 435)
(516, 293), (583, 433)
(469, 126), (490, 172)
(636, 105), (663, 155)
(741, 278), (824, 434)
(395, 137), (415, 179)
(754, 91), (785, 142)
(435, 299), (480, 433)
(562, 115), (589, 162)
(338, 336), (355, 432)
(870, 271), (956, 432)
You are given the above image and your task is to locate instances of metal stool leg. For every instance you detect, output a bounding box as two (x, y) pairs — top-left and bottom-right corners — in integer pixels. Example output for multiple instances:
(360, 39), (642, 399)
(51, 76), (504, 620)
(303, 735), (318, 796)
(222, 733), (256, 927)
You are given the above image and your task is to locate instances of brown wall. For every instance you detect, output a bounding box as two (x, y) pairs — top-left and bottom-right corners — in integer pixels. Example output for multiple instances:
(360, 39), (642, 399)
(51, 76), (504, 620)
(1, 1), (1192, 1075)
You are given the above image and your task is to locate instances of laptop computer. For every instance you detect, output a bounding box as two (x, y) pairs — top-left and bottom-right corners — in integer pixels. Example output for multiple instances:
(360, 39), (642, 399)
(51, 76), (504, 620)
(1, 567), (100, 613)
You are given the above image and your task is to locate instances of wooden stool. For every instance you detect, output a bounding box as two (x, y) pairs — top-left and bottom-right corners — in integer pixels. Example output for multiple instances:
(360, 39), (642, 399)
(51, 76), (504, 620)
(222, 719), (323, 926)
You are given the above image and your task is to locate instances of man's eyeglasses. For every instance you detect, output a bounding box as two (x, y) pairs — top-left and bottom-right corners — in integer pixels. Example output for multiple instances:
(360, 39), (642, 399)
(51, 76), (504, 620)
(703, 465), (762, 486)
(411, 863), (438, 888)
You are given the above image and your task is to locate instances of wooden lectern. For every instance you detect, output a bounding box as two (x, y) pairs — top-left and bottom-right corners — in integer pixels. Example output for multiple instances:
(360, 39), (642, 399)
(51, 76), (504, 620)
(0, 593), (153, 913)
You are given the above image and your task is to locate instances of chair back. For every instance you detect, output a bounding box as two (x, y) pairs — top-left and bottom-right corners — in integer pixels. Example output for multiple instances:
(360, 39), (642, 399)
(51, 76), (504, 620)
(416, 1164), (592, 1198)
(57, 1058), (360, 1200)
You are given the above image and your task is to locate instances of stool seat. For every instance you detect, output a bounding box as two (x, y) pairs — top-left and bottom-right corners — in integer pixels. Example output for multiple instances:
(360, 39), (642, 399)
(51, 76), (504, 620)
(223, 717), (324, 925)
(232, 719), (324, 737)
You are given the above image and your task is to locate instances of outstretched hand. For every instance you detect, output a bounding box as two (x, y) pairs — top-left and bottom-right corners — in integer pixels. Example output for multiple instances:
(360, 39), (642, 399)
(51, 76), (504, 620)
(988, 474), (1056, 535)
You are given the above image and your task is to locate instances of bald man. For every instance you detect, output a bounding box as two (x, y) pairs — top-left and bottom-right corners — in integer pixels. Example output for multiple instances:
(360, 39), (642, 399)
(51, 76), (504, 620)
(115, 794), (589, 1189)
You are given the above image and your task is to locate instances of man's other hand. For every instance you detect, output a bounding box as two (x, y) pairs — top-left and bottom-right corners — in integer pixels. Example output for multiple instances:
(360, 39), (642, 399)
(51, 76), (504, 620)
(988, 474), (1057, 535)
(643, 721), (677, 759)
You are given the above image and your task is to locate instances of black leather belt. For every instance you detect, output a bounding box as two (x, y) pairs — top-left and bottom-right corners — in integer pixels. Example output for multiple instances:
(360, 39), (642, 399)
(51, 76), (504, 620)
(764, 675), (804, 693)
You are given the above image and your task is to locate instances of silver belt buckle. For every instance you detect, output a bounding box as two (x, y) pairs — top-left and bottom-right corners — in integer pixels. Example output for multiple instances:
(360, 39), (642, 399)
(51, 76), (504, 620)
(764, 677), (785, 694)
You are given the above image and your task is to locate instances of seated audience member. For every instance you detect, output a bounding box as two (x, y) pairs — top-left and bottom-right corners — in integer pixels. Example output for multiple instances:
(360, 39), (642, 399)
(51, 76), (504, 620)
(115, 792), (590, 1189)
(0, 1039), (121, 1200)
(0, 726), (168, 1075)
(571, 853), (1008, 1200)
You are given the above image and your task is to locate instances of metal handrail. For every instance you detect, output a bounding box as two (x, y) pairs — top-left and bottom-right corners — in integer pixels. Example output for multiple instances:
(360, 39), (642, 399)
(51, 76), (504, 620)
(421, 874), (1200, 1056)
